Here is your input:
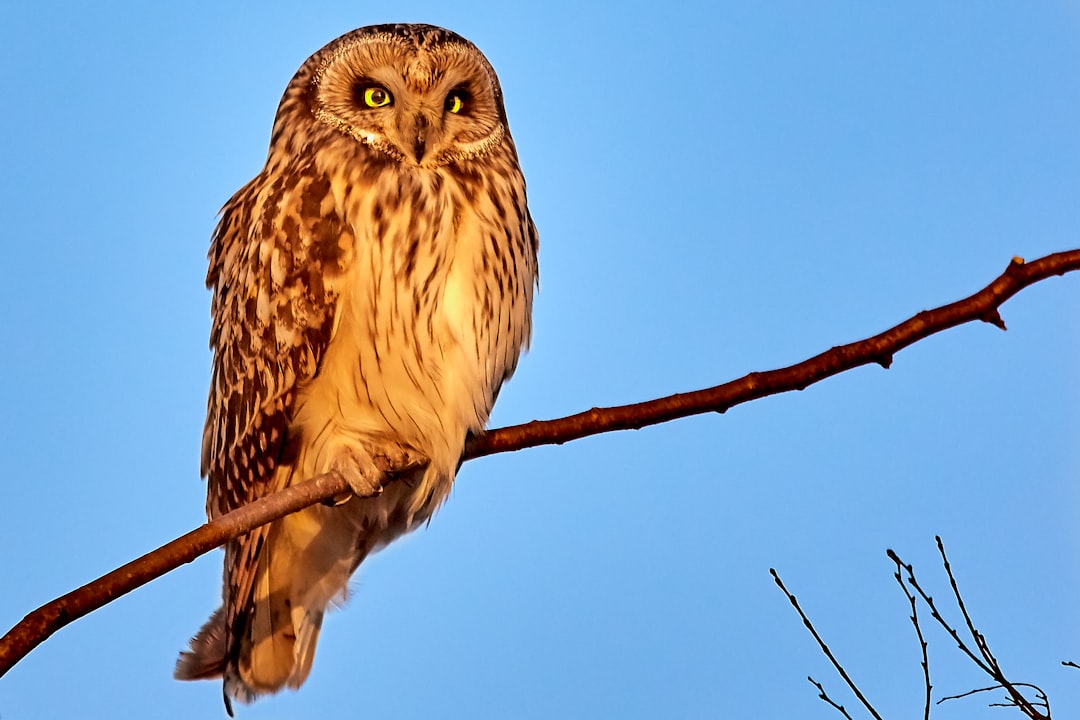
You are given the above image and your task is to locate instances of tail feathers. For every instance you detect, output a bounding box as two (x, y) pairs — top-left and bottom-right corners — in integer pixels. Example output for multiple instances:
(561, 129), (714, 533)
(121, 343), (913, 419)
(176, 509), (336, 708)
(288, 609), (325, 689)
(240, 564), (326, 695)
(174, 606), (227, 681)
(174, 607), (247, 716)
(175, 601), (326, 709)
(175, 491), (422, 707)
(241, 562), (297, 692)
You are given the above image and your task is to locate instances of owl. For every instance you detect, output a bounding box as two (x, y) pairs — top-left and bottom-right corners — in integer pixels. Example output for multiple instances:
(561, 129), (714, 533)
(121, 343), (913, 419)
(174, 24), (538, 710)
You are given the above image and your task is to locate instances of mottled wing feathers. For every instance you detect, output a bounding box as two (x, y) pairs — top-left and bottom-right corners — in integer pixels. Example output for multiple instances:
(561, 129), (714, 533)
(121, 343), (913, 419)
(202, 164), (353, 517)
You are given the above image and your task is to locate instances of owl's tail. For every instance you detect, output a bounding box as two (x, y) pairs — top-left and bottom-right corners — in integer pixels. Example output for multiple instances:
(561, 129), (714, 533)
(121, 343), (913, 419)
(176, 467), (444, 711)
(175, 502), (363, 710)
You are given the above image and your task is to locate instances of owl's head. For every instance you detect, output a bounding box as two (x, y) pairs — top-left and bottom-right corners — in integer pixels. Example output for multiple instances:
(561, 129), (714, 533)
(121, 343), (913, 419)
(273, 24), (512, 169)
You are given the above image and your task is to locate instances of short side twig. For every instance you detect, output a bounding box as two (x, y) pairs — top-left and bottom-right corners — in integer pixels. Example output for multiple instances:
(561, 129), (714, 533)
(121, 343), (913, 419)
(808, 676), (857, 720)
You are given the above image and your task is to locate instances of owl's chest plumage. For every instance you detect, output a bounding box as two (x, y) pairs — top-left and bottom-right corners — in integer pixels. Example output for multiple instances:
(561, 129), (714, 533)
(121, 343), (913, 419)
(291, 159), (534, 482)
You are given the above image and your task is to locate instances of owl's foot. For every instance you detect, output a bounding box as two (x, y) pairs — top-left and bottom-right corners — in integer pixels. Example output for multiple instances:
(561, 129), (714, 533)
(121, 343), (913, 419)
(324, 442), (429, 505)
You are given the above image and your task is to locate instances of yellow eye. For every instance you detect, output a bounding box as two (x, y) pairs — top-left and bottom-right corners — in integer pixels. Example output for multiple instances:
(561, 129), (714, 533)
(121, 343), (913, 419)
(445, 90), (467, 114)
(360, 85), (392, 108)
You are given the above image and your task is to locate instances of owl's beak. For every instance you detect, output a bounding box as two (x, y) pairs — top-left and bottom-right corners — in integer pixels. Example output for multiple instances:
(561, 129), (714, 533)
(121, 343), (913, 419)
(410, 112), (430, 164)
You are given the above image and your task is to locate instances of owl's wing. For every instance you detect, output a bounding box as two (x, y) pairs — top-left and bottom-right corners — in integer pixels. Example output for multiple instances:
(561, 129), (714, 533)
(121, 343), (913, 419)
(202, 166), (352, 517)
(196, 165), (354, 680)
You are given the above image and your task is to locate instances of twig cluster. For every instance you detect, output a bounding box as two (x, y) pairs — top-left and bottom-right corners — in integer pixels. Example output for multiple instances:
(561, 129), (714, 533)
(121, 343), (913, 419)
(2, 249), (1079, 679)
(774, 537), (1055, 719)
(898, 538), (1051, 719)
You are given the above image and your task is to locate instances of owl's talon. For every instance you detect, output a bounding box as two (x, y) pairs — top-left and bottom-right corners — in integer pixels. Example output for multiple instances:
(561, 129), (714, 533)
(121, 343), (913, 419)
(372, 445), (429, 476)
(322, 490), (353, 507)
(342, 467), (384, 498)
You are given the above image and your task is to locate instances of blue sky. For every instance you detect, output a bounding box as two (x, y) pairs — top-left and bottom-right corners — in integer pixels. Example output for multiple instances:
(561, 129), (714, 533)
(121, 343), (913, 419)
(2, 2), (1079, 718)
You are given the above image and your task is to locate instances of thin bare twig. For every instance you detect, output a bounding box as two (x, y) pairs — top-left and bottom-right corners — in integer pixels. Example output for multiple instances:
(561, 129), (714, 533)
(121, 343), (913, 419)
(891, 553), (932, 720)
(937, 537), (997, 670)
(1, 250), (1079, 677)
(771, 569), (884, 720)
(938, 684), (1050, 715)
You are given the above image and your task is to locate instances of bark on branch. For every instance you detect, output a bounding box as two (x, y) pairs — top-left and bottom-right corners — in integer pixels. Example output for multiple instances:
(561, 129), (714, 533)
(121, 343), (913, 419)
(2, 250), (1078, 678)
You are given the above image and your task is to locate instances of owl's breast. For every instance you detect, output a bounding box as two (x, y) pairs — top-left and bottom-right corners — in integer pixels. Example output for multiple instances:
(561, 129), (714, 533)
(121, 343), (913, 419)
(294, 163), (533, 474)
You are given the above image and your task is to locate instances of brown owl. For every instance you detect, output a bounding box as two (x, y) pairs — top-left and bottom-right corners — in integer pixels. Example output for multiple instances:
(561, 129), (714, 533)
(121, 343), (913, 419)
(174, 23), (538, 711)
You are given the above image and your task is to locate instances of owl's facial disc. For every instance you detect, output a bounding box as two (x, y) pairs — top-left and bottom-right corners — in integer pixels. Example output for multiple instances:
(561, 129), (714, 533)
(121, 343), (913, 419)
(314, 43), (505, 168)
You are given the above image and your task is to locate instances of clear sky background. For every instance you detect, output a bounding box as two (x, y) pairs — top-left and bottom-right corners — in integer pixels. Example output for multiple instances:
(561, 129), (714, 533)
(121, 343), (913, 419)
(2, 2), (1079, 719)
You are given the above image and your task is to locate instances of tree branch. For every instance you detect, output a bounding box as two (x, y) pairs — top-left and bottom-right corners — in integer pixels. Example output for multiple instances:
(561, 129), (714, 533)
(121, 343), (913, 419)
(2, 250), (1078, 678)
(462, 251), (1080, 458)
